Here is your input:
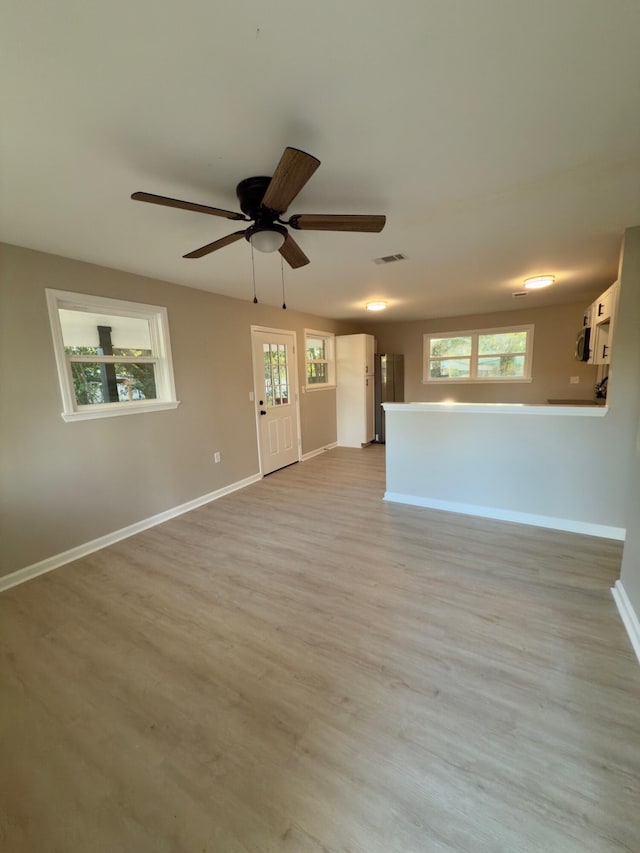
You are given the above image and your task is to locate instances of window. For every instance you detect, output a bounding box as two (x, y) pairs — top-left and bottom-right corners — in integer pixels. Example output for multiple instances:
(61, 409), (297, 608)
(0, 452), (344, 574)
(304, 329), (335, 389)
(424, 325), (534, 383)
(46, 289), (179, 421)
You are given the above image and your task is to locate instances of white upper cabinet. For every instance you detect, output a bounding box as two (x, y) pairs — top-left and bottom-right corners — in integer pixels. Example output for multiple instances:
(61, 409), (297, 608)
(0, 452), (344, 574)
(593, 286), (615, 326)
(586, 281), (619, 365)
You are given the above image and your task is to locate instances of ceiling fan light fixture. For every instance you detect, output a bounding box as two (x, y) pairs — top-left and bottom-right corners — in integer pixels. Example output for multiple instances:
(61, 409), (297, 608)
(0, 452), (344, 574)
(248, 225), (286, 253)
(366, 301), (387, 311)
(524, 274), (555, 290)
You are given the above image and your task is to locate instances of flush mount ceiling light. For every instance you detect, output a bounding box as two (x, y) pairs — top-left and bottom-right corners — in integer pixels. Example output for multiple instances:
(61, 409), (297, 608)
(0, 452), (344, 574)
(366, 301), (387, 311)
(524, 274), (555, 290)
(247, 224), (286, 253)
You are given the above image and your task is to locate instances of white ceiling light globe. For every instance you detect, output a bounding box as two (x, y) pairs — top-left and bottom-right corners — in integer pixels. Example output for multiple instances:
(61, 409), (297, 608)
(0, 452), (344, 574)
(250, 229), (286, 253)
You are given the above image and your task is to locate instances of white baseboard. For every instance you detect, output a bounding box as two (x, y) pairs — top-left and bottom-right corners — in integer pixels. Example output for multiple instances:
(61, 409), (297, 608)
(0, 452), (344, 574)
(383, 492), (626, 541)
(301, 442), (338, 462)
(0, 472), (262, 594)
(612, 580), (640, 665)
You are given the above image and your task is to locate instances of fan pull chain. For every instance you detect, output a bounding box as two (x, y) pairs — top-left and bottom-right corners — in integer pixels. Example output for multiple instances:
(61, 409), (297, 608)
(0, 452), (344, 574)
(281, 255), (287, 310)
(251, 243), (258, 304)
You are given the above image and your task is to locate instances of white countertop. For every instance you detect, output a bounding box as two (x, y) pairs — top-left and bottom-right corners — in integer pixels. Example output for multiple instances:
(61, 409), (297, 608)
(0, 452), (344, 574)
(382, 402), (608, 417)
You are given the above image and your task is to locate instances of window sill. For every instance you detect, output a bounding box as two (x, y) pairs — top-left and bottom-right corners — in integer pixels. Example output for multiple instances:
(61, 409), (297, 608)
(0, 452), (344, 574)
(383, 402), (608, 416)
(422, 377), (533, 385)
(304, 384), (337, 393)
(61, 400), (180, 422)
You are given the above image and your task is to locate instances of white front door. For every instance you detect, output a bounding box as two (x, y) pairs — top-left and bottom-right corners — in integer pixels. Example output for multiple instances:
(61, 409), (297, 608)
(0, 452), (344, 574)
(251, 328), (300, 475)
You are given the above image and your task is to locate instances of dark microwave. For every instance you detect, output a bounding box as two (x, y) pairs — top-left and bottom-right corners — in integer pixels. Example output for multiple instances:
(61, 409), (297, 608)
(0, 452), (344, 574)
(575, 326), (591, 362)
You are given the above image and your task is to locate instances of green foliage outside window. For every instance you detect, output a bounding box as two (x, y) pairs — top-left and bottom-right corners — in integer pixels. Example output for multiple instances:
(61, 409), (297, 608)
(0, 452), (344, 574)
(430, 336), (471, 358)
(65, 347), (156, 405)
(478, 331), (527, 355)
(305, 336), (330, 385)
(426, 328), (531, 381)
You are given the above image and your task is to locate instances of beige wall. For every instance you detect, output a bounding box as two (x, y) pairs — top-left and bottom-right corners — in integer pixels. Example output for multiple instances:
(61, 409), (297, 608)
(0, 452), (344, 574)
(363, 301), (600, 404)
(0, 243), (357, 577)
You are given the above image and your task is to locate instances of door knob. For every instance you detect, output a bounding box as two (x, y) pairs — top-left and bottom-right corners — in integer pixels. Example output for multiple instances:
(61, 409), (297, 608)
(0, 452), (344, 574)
(259, 409), (267, 416)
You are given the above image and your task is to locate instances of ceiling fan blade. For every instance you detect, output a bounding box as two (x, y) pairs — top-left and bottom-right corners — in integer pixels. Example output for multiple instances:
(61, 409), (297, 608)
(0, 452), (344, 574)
(289, 213), (386, 233)
(261, 147), (321, 214)
(132, 191), (246, 221)
(279, 233), (310, 269)
(183, 230), (247, 259)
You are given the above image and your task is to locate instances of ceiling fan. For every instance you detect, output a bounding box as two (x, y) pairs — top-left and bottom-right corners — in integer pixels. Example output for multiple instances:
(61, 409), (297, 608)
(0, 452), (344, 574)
(131, 147), (386, 269)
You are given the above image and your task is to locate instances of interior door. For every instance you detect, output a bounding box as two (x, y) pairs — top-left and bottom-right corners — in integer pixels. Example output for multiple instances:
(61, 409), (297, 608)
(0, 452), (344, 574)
(251, 328), (300, 475)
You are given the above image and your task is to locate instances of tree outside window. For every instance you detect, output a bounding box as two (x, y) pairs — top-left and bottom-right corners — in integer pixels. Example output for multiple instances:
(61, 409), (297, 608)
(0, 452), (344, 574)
(425, 326), (533, 383)
(304, 330), (335, 389)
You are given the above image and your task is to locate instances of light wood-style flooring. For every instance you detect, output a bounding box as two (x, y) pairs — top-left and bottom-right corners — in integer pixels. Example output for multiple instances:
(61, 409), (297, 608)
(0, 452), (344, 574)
(1, 445), (639, 852)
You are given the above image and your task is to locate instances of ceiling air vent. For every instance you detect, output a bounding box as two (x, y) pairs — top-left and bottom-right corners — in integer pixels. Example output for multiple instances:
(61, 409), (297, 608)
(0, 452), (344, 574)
(373, 253), (407, 265)
(512, 291), (528, 299)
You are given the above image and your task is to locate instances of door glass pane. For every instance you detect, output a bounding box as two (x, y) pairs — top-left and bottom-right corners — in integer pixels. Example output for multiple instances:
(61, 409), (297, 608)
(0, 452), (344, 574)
(263, 342), (289, 406)
(430, 336), (472, 358)
(274, 345), (281, 402)
(263, 344), (274, 407)
(477, 355), (525, 377)
(429, 358), (471, 378)
(277, 344), (289, 404)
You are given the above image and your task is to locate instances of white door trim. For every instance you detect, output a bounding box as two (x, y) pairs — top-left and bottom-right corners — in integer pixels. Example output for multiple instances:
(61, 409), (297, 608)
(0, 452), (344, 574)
(250, 325), (302, 476)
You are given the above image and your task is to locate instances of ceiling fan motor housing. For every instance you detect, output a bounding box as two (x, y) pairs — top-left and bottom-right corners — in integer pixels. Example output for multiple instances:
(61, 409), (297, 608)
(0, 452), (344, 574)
(236, 176), (278, 221)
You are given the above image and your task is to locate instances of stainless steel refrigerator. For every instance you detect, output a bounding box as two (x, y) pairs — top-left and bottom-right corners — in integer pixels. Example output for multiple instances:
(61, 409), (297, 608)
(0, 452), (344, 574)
(374, 353), (404, 443)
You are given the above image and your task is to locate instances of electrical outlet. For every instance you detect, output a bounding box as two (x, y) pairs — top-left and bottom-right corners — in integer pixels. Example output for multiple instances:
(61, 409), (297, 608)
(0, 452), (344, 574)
(214, 452), (221, 463)
(569, 376), (580, 385)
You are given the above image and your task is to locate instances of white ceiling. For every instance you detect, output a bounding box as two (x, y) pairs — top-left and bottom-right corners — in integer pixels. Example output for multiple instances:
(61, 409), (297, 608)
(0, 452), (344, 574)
(2, 0), (640, 321)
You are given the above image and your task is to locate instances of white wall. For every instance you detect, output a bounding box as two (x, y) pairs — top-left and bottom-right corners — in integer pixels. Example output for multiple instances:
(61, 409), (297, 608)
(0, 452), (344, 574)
(385, 407), (623, 537)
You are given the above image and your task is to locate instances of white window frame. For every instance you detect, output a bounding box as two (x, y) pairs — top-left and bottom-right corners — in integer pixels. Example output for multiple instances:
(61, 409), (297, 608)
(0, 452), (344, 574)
(304, 329), (336, 391)
(46, 289), (180, 422)
(423, 324), (534, 384)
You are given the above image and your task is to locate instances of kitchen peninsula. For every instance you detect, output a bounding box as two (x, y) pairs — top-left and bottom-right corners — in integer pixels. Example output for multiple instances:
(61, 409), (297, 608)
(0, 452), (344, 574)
(380, 226), (640, 546)
(382, 401), (623, 539)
